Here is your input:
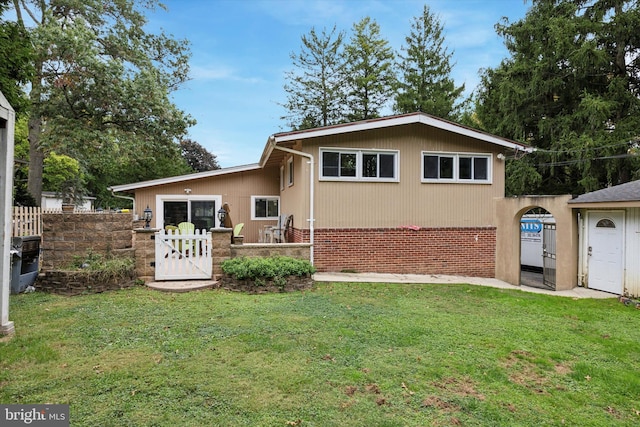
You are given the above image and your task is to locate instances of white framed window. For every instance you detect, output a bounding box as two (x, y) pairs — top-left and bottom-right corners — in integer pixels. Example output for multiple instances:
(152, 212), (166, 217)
(287, 156), (294, 187)
(251, 196), (280, 220)
(422, 152), (491, 184)
(320, 148), (399, 182)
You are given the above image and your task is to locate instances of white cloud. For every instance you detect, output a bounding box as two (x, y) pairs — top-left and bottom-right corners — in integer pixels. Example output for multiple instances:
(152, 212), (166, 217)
(190, 64), (264, 84)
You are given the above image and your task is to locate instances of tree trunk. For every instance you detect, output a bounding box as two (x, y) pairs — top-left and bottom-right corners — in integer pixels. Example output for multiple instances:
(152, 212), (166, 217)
(27, 114), (43, 206)
(27, 62), (44, 206)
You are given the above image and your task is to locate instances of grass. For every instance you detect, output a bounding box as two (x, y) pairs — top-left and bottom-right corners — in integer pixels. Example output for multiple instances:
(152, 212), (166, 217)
(1, 282), (640, 426)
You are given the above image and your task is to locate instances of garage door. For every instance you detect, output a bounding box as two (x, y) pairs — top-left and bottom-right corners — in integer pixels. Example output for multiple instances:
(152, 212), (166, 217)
(587, 211), (623, 294)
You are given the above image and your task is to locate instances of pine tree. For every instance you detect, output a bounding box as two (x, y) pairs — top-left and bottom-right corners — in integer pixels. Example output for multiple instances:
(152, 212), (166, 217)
(476, 0), (640, 195)
(343, 17), (396, 121)
(282, 26), (346, 130)
(395, 5), (465, 120)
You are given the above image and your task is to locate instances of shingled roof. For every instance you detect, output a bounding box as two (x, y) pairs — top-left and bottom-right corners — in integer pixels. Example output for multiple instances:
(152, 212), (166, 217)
(569, 179), (640, 204)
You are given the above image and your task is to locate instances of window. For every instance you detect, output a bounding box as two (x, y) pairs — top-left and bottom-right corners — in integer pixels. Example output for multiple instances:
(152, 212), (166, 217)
(280, 165), (285, 191)
(596, 219), (616, 228)
(422, 152), (491, 183)
(320, 148), (398, 181)
(251, 196), (279, 220)
(287, 157), (294, 186)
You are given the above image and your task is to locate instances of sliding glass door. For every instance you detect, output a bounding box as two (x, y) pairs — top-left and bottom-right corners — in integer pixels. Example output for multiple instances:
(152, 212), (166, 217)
(157, 195), (222, 230)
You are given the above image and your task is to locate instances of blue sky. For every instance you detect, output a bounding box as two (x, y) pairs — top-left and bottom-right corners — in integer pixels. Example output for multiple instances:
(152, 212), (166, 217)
(150, 0), (530, 168)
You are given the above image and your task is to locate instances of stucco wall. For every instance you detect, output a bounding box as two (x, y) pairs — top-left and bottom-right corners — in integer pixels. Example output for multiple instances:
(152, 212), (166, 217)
(494, 195), (577, 290)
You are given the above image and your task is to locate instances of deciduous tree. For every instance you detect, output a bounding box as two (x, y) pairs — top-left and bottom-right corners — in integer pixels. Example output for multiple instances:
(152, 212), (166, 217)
(11, 0), (194, 204)
(0, 1), (32, 117)
(180, 139), (220, 172)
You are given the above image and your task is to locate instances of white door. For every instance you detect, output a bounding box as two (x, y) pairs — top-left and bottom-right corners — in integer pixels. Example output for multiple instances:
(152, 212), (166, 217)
(587, 211), (624, 294)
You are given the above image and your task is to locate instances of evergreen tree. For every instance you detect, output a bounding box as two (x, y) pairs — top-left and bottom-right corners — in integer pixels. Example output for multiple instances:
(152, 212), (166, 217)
(343, 17), (396, 121)
(476, 0), (640, 195)
(395, 5), (465, 120)
(282, 26), (346, 130)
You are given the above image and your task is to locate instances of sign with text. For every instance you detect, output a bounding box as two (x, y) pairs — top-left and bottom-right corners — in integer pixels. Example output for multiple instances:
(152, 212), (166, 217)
(1, 405), (69, 426)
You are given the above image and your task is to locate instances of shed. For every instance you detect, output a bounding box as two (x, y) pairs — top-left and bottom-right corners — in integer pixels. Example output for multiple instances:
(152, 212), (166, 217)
(569, 180), (640, 296)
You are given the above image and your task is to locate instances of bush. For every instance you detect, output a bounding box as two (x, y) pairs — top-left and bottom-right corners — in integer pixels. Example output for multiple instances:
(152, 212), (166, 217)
(64, 251), (135, 283)
(221, 256), (316, 281)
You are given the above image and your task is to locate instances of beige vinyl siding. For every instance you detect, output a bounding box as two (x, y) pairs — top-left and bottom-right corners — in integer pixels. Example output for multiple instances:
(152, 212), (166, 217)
(299, 124), (505, 229)
(623, 208), (640, 297)
(279, 153), (310, 232)
(134, 167), (280, 242)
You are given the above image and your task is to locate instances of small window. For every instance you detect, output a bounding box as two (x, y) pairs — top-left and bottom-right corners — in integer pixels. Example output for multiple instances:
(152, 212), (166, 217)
(280, 166), (284, 191)
(251, 196), (279, 220)
(596, 219), (616, 228)
(320, 148), (398, 181)
(287, 157), (294, 186)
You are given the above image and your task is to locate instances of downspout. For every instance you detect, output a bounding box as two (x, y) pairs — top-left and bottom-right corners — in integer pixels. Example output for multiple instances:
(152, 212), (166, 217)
(270, 140), (315, 265)
(110, 189), (136, 217)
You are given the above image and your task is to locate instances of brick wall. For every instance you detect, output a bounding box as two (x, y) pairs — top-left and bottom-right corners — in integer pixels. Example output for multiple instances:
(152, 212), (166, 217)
(312, 227), (496, 277)
(41, 212), (133, 269)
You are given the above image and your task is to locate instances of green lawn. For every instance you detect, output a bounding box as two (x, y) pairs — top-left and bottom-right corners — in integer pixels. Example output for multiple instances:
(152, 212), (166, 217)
(1, 283), (639, 426)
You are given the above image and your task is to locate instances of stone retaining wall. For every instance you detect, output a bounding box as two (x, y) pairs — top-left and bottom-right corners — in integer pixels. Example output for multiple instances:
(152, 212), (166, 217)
(41, 212), (133, 269)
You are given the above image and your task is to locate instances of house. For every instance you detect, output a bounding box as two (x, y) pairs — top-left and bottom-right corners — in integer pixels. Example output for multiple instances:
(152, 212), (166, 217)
(109, 112), (532, 277)
(569, 180), (640, 297)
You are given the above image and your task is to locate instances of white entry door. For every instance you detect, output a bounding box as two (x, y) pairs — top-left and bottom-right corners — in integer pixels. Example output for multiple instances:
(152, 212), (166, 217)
(587, 211), (624, 294)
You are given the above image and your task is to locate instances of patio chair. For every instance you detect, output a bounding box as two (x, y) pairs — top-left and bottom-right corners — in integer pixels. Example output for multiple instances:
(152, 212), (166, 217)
(177, 222), (196, 255)
(233, 223), (244, 244)
(271, 214), (292, 243)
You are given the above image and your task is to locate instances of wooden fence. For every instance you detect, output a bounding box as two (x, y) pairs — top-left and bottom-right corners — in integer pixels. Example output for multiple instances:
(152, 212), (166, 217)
(12, 206), (43, 237)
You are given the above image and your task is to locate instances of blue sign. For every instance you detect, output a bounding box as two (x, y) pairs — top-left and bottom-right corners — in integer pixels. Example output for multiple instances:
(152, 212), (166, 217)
(521, 219), (543, 233)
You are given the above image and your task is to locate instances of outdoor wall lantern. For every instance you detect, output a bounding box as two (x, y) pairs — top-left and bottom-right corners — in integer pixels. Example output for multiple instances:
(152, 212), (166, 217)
(217, 207), (227, 227)
(143, 205), (153, 229)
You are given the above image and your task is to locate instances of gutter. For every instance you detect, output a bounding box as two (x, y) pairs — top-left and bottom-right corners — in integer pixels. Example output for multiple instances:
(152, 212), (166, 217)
(110, 189), (136, 217)
(270, 138), (315, 265)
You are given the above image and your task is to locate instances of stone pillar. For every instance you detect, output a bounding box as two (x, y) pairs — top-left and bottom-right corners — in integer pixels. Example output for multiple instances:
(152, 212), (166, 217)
(211, 228), (232, 278)
(133, 228), (159, 283)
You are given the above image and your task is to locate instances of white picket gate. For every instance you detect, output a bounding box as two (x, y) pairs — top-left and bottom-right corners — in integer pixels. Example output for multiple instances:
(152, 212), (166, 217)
(154, 229), (213, 280)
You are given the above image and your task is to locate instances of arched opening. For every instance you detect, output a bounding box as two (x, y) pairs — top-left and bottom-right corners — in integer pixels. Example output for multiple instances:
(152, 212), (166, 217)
(519, 207), (556, 290)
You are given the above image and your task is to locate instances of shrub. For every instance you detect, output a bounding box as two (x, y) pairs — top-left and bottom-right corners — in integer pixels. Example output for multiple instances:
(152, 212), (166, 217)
(65, 251), (135, 283)
(221, 256), (316, 281)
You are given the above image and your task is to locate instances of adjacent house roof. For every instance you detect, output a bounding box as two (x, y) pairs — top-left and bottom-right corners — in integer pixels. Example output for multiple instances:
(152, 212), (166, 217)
(569, 180), (640, 205)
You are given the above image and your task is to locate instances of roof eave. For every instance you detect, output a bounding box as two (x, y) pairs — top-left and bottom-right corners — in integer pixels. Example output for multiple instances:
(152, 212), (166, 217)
(108, 163), (262, 192)
(568, 200), (640, 208)
(271, 112), (532, 153)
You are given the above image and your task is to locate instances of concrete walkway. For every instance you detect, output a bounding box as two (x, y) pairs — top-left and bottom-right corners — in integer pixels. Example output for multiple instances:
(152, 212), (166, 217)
(145, 273), (616, 299)
(312, 272), (616, 299)
(147, 280), (218, 293)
